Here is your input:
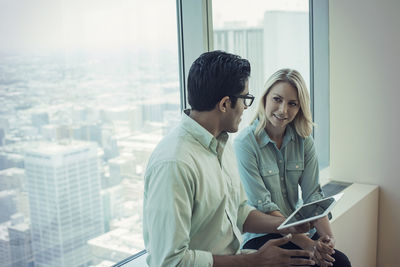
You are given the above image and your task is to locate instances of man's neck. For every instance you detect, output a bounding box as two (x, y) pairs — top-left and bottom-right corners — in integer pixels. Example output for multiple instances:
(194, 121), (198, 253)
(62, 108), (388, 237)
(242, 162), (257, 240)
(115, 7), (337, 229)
(189, 109), (222, 137)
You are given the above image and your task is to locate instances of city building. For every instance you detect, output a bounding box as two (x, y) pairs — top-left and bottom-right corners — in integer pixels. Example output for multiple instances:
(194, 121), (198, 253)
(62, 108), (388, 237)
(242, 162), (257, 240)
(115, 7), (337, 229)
(24, 141), (104, 267)
(8, 213), (34, 267)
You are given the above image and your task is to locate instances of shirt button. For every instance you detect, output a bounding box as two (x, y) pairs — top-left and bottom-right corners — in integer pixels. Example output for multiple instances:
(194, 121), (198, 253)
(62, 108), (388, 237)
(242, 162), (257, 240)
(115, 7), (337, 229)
(295, 165), (299, 169)
(268, 170), (272, 174)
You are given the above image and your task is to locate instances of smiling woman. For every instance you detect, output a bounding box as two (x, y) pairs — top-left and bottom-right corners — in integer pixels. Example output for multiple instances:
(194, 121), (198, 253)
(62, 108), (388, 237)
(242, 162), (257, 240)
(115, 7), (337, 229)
(233, 68), (351, 266)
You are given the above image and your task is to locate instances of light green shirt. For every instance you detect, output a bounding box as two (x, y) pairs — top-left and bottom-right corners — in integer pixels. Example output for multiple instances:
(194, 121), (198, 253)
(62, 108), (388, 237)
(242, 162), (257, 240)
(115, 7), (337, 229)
(143, 110), (255, 267)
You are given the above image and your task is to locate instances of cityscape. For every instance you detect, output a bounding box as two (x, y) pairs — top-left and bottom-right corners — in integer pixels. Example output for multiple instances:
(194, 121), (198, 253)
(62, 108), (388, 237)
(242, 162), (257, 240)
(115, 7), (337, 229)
(0, 3), (308, 266)
(0, 50), (181, 266)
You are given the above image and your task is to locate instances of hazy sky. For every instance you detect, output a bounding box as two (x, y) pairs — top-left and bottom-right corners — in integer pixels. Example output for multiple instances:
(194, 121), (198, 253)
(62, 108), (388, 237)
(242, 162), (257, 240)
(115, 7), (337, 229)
(0, 0), (307, 54)
(0, 0), (177, 53)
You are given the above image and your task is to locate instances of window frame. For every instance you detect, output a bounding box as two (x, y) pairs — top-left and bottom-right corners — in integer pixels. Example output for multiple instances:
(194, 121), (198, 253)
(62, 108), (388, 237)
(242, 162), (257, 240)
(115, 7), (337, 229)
(309, 0), (330, 184)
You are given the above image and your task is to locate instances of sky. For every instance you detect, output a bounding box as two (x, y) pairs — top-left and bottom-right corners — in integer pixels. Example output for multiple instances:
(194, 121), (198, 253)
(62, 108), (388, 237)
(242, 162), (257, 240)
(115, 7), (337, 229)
(0, 0), (178, 53)
(0, 0), (308, 54)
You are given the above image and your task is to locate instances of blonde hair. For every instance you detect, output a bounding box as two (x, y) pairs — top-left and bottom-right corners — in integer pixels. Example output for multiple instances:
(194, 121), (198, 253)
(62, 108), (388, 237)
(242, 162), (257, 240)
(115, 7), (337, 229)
(252, 68), (314, 139)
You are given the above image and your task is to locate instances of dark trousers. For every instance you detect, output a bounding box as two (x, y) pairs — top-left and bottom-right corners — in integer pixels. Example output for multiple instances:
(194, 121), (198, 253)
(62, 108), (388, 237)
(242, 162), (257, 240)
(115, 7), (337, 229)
(243, 233), (351, 267)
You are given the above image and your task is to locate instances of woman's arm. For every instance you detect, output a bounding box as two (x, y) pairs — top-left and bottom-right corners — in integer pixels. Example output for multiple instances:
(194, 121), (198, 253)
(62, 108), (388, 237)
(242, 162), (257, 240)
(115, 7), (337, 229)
(300, 136), (324, 203)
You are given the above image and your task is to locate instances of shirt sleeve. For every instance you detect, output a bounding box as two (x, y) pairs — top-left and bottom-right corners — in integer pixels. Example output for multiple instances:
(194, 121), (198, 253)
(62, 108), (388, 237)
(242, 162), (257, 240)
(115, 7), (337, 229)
(234, 136), (280, 214)
(236, 183), (257, 233)
(299, 135), (325, 203)
(143, 161), (213, 267)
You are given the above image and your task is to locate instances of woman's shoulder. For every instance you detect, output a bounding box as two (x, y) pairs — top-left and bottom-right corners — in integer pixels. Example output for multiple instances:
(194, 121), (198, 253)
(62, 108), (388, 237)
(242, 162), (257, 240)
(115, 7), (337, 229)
(235, 123), (257, 143)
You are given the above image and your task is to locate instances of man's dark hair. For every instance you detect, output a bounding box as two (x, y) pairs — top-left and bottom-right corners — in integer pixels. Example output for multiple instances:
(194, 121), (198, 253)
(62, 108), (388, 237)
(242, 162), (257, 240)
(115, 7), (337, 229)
(187, 50), (251, 111)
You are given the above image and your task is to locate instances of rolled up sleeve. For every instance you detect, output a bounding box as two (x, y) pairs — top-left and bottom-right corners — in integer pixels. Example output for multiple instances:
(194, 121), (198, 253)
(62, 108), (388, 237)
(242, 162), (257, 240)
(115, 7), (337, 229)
(236, 184), (256, 233)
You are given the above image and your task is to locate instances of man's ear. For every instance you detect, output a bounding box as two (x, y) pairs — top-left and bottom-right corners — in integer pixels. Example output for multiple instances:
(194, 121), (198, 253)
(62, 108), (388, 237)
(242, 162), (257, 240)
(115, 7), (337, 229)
(218, 96), (231, 112)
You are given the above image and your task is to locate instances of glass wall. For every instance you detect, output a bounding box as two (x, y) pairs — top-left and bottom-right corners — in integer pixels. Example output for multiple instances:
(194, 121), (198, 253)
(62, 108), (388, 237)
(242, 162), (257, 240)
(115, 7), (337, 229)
(0, 0), (179, 266)
(212, 0), (310, 133)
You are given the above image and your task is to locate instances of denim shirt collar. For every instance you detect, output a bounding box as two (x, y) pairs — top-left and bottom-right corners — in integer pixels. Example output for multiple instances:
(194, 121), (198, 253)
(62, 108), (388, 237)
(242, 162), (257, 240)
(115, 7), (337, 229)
(252, 119), (295, 148)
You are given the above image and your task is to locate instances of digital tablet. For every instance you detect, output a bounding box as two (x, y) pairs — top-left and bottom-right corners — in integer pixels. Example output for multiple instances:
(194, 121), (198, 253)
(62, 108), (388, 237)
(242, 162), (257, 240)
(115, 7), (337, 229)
(277, 193), (344, 230)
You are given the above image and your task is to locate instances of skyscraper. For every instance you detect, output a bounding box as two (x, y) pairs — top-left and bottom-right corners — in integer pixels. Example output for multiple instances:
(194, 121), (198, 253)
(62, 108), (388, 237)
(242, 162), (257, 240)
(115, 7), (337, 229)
(214, 27), (264, 128)
(8, 213), (34, 267)
(25, 141), (104, 267)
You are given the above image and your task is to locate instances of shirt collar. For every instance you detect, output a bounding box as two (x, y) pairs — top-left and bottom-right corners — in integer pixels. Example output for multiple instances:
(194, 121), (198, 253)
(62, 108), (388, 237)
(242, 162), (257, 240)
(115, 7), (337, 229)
(181, 109), (229, 155)
(252, 119), (295, 148)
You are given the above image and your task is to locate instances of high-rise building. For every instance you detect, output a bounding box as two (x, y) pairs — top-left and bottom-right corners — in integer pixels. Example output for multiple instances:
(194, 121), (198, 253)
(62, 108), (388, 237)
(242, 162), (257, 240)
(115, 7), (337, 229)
(8, 213), (34, 267)
(25, 141), (104, 267)
(0, 221), (11, 267)
(213, 9), (309, 131)
(263, 10), (309, 88)
(214, 27), (264, 125)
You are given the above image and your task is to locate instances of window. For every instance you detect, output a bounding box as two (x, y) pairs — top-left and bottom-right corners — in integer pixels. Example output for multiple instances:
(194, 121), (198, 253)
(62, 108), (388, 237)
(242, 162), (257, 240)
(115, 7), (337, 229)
(212, 0), (310, 133)
(210, 0), (330, 171)
(0, 0), (179, 266)
(113, 0), (331, 265)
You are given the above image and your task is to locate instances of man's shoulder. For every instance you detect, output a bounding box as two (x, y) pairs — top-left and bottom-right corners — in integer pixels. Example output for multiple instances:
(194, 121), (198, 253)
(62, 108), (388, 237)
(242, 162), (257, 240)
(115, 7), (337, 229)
(147, 126), (202, 168)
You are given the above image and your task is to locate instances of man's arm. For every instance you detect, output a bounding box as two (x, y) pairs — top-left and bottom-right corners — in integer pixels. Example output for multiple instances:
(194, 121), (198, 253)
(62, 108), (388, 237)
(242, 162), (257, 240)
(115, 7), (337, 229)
(242, 210), (311, 235)
(143, 161), (213, 267)
(212, 234), (315, 267)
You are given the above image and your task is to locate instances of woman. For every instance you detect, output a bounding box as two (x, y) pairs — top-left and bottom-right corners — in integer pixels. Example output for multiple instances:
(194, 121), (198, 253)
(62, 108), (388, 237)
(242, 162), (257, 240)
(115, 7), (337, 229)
(234, 69), (351, 267)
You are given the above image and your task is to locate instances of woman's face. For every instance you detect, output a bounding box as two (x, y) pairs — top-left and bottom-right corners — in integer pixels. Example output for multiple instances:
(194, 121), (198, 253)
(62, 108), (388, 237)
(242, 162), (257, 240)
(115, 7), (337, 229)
(265, 82), (300, 131)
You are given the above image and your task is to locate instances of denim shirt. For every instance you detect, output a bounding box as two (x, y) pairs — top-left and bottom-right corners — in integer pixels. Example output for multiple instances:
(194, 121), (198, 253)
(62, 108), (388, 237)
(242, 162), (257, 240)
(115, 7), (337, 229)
(234, 120), (324, 244)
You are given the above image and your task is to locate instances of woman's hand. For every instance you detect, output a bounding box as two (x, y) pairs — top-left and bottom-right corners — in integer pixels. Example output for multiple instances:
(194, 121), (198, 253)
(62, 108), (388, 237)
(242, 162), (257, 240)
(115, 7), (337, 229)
(306, 235), (336, 267)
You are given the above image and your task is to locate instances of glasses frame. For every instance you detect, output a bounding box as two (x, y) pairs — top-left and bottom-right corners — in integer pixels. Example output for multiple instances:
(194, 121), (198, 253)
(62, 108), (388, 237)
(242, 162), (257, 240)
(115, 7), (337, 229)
(230, 93), (255, 107)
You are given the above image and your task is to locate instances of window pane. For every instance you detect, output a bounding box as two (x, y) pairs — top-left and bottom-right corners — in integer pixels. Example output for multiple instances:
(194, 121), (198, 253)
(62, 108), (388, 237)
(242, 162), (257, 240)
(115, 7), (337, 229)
(0, 0), (179, 266)
(212, 0), (309, 131)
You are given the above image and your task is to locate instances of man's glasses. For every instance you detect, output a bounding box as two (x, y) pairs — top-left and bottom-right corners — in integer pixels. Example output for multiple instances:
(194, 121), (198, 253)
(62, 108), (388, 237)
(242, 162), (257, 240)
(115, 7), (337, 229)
(230, 93), (255, 107)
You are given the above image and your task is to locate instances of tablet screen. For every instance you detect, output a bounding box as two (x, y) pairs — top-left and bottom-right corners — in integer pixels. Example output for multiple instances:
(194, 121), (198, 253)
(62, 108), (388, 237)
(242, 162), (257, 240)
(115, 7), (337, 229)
(277, 193), (343, 230)
(285, 197), (334, 225)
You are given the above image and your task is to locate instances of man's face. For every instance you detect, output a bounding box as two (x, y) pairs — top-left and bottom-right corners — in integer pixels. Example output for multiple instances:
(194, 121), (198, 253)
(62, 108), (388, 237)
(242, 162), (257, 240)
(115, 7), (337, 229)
(223, 80), (249, 133)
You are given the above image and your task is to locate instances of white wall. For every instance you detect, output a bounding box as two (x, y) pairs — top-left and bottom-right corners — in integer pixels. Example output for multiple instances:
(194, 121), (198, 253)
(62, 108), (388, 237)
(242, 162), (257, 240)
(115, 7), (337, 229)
(329, 0), (400, 266)
(330, 184), (379, 267)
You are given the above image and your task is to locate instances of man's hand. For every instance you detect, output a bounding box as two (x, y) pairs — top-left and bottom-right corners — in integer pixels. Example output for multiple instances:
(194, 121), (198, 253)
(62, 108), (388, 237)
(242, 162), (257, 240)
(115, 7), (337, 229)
(253, 234), (315, 266)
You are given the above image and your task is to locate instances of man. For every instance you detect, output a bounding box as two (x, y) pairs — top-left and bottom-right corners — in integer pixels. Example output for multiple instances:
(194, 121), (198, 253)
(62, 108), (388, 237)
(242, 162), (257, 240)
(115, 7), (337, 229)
(143, 51), (314, 267)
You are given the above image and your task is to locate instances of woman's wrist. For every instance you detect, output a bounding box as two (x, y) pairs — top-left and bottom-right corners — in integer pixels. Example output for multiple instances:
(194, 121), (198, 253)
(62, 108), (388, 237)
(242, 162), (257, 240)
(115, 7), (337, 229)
(291, 234), (315, 250)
